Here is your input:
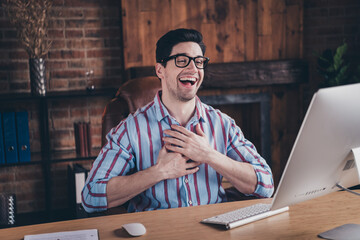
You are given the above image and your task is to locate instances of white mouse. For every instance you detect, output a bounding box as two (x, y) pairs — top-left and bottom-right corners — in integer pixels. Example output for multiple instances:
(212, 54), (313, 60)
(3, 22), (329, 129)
(122, 223), (146, 237)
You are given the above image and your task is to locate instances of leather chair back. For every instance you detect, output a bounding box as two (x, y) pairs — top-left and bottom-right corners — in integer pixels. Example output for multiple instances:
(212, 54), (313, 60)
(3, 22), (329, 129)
(101, 76), (161, 146)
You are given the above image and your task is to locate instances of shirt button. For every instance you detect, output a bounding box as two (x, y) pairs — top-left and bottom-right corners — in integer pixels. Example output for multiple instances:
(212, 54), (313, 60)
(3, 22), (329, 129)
(184, 178), (189, 183)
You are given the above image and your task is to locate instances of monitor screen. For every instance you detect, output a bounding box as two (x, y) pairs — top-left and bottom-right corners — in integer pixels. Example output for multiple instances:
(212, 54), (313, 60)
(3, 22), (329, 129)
(271, 83), (360, 210)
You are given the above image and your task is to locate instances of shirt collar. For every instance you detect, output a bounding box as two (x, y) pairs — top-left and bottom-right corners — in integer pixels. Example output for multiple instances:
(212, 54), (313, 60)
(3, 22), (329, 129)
(154, 91), (206, 123)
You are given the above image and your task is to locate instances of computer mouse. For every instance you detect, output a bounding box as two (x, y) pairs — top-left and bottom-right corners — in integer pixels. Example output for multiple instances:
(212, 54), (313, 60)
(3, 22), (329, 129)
(122, 223), (146, 237)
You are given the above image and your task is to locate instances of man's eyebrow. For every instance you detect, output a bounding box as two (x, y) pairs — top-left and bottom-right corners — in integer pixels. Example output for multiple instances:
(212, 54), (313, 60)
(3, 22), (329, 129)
(175, 53), (204, 57)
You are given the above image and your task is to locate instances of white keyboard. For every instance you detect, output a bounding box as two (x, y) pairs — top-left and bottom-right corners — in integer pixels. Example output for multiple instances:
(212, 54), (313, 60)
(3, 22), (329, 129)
(201, 203), (289, 229)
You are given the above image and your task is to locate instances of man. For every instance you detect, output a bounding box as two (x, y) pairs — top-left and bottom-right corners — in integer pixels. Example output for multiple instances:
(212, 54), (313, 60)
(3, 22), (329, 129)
(82, 28), (274, 213)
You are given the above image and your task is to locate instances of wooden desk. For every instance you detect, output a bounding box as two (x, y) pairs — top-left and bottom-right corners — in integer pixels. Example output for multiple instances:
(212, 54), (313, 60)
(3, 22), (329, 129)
(1, 191), (359, 240)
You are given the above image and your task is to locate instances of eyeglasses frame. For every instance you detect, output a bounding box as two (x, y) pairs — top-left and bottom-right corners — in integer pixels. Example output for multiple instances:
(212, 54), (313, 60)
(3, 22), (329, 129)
(159, 54), (210, 69)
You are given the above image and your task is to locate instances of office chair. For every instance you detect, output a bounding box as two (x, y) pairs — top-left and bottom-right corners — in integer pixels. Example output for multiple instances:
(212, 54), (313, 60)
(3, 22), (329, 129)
(98, 76), (161, 214)
(101, 76), (162, 147)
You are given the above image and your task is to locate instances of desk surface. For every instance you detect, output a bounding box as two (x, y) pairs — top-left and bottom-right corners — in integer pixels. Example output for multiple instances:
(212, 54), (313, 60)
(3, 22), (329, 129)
(1, 190), (359, 240)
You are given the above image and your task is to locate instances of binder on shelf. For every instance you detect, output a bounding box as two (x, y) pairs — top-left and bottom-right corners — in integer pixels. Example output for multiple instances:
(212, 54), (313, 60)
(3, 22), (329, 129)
(0, 113), (5, 164)
(68, 164), (89, 219)
(74, 122), (92, 157)
(15, 111), (31, 163)
(86, 123), (92, 156)
(82, 122), (88, 157)
(2, 112), (18, 164)
(74, 122), (80, 156)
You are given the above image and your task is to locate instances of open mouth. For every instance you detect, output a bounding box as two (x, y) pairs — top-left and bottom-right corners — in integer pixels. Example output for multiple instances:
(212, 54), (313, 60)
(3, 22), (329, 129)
(179, 77), (197, 86)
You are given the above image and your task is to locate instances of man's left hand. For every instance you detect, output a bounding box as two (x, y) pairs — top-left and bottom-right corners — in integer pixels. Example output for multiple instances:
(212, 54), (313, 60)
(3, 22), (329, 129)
(163, 124), (214, 164)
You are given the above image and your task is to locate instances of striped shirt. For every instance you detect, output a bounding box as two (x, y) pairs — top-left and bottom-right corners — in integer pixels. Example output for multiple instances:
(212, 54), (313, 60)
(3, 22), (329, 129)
(82, 91), (274, 213)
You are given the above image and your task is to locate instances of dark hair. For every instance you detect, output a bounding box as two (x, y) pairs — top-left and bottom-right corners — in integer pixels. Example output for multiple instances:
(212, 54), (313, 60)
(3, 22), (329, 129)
(156, 28), (206, 66)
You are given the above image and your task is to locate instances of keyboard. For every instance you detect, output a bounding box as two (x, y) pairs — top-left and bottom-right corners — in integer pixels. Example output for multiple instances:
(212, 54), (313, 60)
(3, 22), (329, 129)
(201, 203), (289, 229)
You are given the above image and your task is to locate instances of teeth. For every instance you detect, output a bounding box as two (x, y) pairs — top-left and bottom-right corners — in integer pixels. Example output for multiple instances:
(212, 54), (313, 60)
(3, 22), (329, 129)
(179, 77), (196, 82)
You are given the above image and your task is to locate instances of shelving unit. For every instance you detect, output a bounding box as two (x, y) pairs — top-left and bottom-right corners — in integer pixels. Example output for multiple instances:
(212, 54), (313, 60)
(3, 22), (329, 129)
(0, 88), (117, 221)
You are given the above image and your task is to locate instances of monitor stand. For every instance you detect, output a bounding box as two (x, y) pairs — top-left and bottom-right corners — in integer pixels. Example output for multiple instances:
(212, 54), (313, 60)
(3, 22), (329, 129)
(318, 223), (360, 240)
(337, 147), (360, 188)
(322, 148), (360, 239)
(352, 147), (360, 181)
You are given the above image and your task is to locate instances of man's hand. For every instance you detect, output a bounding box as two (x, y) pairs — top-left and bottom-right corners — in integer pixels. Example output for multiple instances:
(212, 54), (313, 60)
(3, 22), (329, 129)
(155, 145), (200, 180)
(163, 124), (215, 164)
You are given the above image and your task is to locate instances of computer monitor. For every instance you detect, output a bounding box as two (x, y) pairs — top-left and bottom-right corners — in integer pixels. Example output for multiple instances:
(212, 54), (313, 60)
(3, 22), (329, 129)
(271, 83), (360, 210)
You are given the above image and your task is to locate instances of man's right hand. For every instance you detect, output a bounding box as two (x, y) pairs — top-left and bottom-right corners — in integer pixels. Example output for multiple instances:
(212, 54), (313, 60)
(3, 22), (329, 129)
(155, 145), (200, 180)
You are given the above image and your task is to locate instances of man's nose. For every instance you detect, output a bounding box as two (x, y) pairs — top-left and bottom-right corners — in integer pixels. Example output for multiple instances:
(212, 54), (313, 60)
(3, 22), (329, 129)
(186, 59), (198, 71)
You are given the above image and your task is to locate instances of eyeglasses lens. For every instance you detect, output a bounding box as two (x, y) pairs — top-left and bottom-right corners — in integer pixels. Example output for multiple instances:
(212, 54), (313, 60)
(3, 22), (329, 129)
(175, 56), (206, 69)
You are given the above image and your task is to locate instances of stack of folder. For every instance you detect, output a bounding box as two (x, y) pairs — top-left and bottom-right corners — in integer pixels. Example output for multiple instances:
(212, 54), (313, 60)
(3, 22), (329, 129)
(67, 164), (89, 218)
(74, 122), (92, 157)
(0, 111), (31, 164)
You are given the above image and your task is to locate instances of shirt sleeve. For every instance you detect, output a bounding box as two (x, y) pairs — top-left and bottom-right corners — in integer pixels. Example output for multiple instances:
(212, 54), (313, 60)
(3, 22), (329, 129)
(81, 121), (136, 213)
(226, 119), (274, 198)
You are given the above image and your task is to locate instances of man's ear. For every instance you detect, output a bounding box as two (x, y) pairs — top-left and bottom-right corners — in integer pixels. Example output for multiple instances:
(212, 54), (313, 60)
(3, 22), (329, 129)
(155, 63), (165, 80)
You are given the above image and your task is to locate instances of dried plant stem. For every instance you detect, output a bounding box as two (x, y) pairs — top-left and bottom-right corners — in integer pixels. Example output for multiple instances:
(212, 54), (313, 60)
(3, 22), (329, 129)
(3, 0), (52, 58)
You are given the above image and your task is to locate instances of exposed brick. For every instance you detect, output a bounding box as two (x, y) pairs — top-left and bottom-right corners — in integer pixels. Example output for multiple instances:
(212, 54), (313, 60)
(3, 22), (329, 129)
(102, 8), (121, 18)
(50, 40), (66, 49)
(17, 190), (45, 202)
(304, 8), (328, 18)
(84, 39), (103, 48)
(304, 0), (328, 8)
(68, 79), (87, 88)
(8, 70), (29, 80)
(48, 29), (65, 38)
(329, 7), (344, 16)
(49, 78), (69, 89)
(3, 29), (17, 38)
(345, 6), (360, 16)
(103, 18), (121, 27)
(65, 29), (84, 38)
(328, 0), (360, 7)
(87, 59), (105, 69)
(0, 40), (22, 49)
(52, 118), (74, 129)
(70, 108), (89, 118)
(0, 171), (15, 182)
(84, 28), (121, 38)
(9, 81), (29, 91)
(15, 170), (43, 182)
(46, 60), (67, 70)
(86, 49), (122, 58)
(66, 39), (85, 49)
(66, 19), (102, 28)
(92, 135), (101, 148)
(48, 19), (65, 28)
(104, 38), (122, 48)
(51, 137), (75, 150)
(67, 59), (87, 68)
(52, 0), (65, 7)
(8, 50), (29, 59)
(50, 109), (70, 118)
(51, 69), (85, 78)
(60, 9), (84, 18)
(83, 8), (102, 19)
(48, 50), (85, 59)
(64, 0), (120, 8)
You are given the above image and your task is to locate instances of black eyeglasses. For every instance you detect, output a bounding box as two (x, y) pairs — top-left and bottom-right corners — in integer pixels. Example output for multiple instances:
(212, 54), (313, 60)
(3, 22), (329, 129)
(160, 54), (210, 69)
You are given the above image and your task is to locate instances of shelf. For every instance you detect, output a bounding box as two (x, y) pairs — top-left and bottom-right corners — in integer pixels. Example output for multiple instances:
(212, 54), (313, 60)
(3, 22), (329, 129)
(1, 87), (116, 218)
(0, 87), (117, 101)
(0, 148), (101, 167)
(50, 148), (101, 163)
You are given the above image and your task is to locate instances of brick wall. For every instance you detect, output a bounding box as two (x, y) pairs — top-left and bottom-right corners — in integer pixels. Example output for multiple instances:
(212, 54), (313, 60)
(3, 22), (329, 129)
(0, 0), (123, 214)
(303, 0), (360, 96)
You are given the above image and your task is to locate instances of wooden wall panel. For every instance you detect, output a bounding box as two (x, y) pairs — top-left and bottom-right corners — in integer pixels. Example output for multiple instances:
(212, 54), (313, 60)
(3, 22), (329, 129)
(121, 0), (303, 68)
